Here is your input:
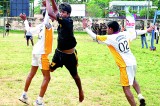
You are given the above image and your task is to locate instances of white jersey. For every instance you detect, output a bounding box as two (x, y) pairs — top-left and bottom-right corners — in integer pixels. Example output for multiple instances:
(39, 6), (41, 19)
(24, 10), (53, 55)
(25, 30), (32, 36)
(86, 28), (147, 67)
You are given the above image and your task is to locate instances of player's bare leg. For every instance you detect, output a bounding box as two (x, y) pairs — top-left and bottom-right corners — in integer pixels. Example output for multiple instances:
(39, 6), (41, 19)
(31, 39), (34, 46)
(123, 86), (136, 106)
(27, 39), (29, 46)
(24, 66), (38, 92)
(39, 69), (51, 97)
(133, 79), (146, 106)
(73, 74), (84, 102)
(19, 66), (38, 105)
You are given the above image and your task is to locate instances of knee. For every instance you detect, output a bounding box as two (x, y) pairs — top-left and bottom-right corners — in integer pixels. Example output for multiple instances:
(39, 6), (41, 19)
(44, 75), (51, 82)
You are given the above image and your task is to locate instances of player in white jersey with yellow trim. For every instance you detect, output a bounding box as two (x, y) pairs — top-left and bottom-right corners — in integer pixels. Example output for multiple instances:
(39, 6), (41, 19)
(82, 19), (154, 106)
(19, 4), (53, 106)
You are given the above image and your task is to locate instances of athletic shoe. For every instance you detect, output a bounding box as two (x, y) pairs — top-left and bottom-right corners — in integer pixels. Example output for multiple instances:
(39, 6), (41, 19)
(138, 94), (146, 106)
(19, 94), (29, 105)
(33, 100), (45, 106)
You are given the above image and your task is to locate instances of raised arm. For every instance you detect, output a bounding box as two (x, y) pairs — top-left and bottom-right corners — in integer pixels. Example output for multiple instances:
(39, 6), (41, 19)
(20, 13), (41, 35)
(46, 0), (57, 20)
(50, 0), (58, 14)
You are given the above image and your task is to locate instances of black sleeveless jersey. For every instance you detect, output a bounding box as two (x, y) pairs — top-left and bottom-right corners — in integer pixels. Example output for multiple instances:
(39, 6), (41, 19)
(56, 14), (77, 50)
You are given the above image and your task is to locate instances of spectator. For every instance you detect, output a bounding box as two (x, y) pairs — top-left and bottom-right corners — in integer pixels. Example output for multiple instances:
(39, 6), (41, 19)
(91, 23), (97, 34)
(5, 21), (11, 36)
(121, 25), (126, 32)
(95, 23), (100, 35)
(155, 27), (159, 44)
(147, 24), (151, 41)
(100, 23), (107, 35)
(140, 26), (148, 49)
(24, 22), (34, 46)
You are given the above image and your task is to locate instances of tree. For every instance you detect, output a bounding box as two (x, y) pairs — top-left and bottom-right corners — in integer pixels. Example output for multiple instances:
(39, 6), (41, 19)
(34, 5), (41, 14)
(86, 0), (109, 18)
(139, 8), (155, 19)
(86, 3), (103, 18)
(0, 0), (10, 16)
(139, 8), (147, 18)
(158, 0), (160, 10)
(30, 0), (34, 2)
(118, 10), (126, 17)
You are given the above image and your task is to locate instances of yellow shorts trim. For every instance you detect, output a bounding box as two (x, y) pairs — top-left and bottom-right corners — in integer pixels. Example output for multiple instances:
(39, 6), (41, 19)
(41, 54), (50, 70)
(119, 67), (129, 86)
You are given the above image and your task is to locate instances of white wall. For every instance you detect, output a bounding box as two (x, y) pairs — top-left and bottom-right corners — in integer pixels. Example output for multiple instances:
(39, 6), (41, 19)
(70, 4), (85, 17)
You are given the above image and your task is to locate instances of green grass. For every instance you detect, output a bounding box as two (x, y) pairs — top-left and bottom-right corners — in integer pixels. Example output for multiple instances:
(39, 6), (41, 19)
(0, 32), (160, 106)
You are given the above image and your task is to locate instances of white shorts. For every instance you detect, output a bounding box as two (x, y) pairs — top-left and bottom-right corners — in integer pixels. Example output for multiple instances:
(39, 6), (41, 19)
(119, 65), (137, 86)
(32, 54), (50, 70)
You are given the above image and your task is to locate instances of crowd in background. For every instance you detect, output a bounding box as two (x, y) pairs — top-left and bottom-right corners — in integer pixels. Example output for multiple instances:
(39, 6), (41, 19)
(91, 22), (107, 35)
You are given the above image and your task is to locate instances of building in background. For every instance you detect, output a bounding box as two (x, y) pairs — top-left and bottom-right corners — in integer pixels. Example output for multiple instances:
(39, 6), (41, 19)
(109, 1), (153, 17)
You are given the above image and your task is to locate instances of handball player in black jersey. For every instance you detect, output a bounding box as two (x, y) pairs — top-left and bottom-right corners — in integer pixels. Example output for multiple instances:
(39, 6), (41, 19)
(46, 0), (84, 102)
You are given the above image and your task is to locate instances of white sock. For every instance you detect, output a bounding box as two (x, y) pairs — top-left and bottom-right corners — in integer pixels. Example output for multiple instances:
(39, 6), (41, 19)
(22, 91), (27, 96)
(138, 93), (144, 99)
(138, 94), (142, 97)
(37, 96), (43, 103)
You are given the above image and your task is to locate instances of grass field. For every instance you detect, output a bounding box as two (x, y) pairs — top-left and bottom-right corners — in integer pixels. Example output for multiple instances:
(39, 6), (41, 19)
(0, 32), (160, 106)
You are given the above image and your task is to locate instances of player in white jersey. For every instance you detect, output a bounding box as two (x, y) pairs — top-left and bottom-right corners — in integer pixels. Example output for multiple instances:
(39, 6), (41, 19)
(82, 19), (154, 106)
(19, 5), (53, 106)
(24, 22), (34, 46)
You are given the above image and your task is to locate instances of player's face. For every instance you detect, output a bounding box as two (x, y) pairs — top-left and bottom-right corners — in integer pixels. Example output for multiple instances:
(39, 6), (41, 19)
(107, 27), (113, 35)
(60, 10), (69, 18)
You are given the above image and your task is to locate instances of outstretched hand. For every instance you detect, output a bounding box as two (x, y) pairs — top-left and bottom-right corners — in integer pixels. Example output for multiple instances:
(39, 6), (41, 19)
(82, 18), (88, 29)
(19, 13), (27, 21)
(147, 25), (155, 33)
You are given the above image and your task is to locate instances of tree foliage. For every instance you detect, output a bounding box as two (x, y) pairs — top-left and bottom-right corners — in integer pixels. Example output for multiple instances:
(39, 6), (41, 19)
(139, 8), (156, 19)
(86, 0), (109, 18)
(33, 0), (160, 18)
(34, 5), (41, 14)
(139, 8), (148, 18)
(86, 3), (103, 18)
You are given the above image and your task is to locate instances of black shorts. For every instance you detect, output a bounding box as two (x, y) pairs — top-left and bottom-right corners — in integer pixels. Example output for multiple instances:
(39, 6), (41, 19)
(26, 36), (33, 40)
(50, 49), (78, 76)
(6, 29), (9, 32)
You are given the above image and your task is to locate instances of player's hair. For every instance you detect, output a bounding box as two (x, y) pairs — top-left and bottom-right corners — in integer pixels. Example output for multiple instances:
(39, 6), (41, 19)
(59, 2), (71, 14)
(107, 21), (120, 32)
